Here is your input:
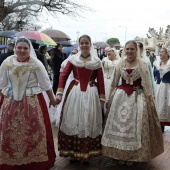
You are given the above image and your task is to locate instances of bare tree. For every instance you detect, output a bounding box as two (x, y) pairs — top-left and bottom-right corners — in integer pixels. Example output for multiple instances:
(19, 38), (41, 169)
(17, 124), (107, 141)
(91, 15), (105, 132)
(0, 12), (41, 31)
(0, 0), (93, 22)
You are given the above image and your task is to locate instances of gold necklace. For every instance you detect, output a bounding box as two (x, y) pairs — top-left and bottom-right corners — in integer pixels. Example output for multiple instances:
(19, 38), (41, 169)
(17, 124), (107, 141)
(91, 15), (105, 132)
(126, 57), (136, 64)
(80, 53), (90, 59)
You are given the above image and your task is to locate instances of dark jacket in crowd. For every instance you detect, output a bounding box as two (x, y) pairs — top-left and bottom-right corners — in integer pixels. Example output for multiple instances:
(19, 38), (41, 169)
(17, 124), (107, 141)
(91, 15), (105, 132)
(51, 51), (65, 75)
(32, 43), (46, 69)
(51, 49), (64, 94)
(149, 55), (156, 67)
(0, 51), (14, 66)
(99, 52), (107, 60)
(34, 49), (46, 69)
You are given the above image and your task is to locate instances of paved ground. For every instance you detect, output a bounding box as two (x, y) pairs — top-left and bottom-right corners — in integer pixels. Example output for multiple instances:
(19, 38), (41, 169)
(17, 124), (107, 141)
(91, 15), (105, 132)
(52, 126), (170, 170)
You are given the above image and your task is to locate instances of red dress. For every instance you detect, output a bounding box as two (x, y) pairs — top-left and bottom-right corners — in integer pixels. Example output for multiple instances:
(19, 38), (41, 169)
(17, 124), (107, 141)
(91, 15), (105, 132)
(0, 57), (56, 170)
(57, 61), (105, 160)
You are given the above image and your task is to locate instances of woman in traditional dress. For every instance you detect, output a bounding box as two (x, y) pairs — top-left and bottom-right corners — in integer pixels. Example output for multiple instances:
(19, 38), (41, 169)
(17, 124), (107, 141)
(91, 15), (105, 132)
(153, 47), (170, 132)
(56, 35), (105, 164)
(0, 37), (56, 170)
(137, 42), (155, 94)
(102, 48), (120, 101)
(102, 40), (164, 166)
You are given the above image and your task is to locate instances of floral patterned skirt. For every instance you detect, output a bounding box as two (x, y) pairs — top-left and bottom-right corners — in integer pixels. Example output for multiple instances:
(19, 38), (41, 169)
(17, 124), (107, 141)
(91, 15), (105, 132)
(0, 93), (56, 170)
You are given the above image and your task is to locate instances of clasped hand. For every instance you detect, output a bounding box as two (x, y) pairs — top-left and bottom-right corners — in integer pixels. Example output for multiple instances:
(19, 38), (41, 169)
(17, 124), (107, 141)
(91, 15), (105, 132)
(56, 95), (62, 105)
(106, 101), (111, 109)
(49, 95), (62, 108)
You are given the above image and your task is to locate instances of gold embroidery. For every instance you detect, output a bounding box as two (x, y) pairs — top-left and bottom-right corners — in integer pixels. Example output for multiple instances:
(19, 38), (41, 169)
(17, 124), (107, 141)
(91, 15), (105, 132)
(99, 94), (105, 99)
(57, 88), (64, 93)
(0, 96), (48, 165)
(60, 149), (102, 159)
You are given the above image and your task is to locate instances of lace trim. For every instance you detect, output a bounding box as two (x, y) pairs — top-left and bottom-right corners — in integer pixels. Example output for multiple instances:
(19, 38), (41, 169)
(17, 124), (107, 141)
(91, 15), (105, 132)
(3, 56), (39, 85)
(121, 68), (141, 85)
(102, 91), (143, 150)
(60, 122), (102, 138)
(69, 54), (102, 70)
(102, 138), (142, 151)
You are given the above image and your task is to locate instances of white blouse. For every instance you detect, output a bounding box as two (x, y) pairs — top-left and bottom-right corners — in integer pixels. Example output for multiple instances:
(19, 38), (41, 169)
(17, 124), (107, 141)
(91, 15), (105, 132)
(0, 55), (51, 101)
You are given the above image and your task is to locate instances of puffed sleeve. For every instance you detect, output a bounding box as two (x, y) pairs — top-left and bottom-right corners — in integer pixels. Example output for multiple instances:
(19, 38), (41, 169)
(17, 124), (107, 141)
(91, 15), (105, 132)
(35, 60), (52, 91)
(57, 61), (73, 95)
(0, 64), (8, 90)
(97, 67), (105, 101)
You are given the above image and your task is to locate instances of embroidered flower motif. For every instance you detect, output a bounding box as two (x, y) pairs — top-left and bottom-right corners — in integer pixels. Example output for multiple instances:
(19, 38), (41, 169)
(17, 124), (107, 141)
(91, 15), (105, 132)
(117, 102), (131, 123)
(0, 96), (48, 165)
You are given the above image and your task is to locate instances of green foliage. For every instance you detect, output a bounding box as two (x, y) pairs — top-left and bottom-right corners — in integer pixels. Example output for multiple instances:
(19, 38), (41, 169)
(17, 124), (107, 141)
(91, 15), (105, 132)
(151, 48), (155, 52)
(106, 38), (120, 45)
(0, 37), (4, 44)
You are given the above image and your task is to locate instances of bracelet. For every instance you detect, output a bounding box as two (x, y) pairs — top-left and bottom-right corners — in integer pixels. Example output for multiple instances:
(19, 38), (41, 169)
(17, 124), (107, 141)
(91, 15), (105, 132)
(57, 93), (63, 96)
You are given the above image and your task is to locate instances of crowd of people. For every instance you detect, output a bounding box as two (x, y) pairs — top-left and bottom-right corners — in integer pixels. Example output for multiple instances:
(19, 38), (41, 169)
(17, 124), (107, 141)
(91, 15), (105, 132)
(0, 34), (169, 169)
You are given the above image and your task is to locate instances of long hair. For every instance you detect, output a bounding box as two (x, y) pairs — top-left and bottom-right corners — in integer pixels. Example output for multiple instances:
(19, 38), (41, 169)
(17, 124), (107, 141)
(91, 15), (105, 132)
(39, 45), (47, 54)
(54, 43), (62, 53)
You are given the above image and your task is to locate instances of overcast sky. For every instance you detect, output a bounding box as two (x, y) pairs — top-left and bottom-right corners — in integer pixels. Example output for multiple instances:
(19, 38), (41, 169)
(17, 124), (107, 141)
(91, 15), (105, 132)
(39, 0), (170, 45)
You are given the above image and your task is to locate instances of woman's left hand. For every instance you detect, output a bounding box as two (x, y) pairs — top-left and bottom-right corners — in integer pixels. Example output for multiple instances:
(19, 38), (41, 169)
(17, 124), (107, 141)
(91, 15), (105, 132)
(49, 99), (57, 108)
(56, 95), (62, 105)
(100, 100), (105, 109)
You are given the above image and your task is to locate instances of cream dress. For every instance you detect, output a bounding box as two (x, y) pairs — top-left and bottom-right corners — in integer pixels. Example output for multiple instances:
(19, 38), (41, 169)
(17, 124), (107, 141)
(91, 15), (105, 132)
(102, 57), (119, 101)
(102, 60), (164, 162)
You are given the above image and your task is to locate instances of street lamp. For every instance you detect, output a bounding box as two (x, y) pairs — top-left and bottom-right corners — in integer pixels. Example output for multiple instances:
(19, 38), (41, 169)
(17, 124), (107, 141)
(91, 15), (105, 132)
(119, 26), (127, 44)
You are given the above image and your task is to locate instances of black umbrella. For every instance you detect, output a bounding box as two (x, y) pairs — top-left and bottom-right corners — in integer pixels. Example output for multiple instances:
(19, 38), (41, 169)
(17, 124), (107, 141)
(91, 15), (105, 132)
(0, 30), (18, 37)
(56, 41), (72, 47)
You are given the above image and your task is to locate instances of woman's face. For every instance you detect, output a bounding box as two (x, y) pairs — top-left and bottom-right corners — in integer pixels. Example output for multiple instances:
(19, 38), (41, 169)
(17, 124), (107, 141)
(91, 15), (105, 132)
(43, 47), (47, 53)
(125, 43), (137, 59)
(58, 45), (63, 53)
(71, 49), (78, 55)
(79, 37), (91, 54)
(107, 49), (115, 60)
(15, 42), (30, 58)
(159, 49), (168, 61)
